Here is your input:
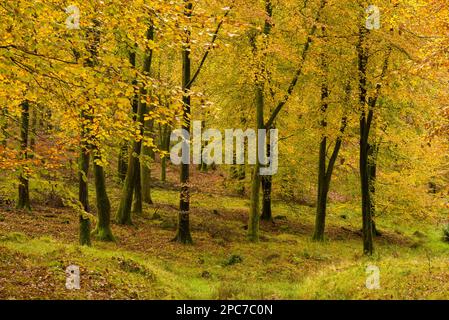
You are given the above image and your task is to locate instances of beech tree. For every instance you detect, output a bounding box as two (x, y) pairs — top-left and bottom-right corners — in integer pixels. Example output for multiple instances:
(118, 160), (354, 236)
(116, 24), (155, 224)
(247, 0), (328, 242)
(173, 1), (231, 243)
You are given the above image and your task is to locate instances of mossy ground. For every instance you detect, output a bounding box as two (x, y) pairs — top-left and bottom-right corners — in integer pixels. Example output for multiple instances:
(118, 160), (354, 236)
(0, 167), (448, 299)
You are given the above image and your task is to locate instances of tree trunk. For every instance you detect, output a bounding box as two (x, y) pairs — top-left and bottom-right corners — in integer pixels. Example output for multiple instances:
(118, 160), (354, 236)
(132, 155), (143, 214)
(313, 134), (328, 241)
(116, 51), (138, 225)
(140, 59), (157, 205)
(17, 101), (31, 211)
(1, 108), (8, 148)
(173, 3), (193, 244)
(248, 84), (264, 242)
(247, 0), (272, 241)
(260, 120), (273, 221)
(313, 111), (347, 241)
(117, 141), (128, 183)
(92, 154), (114, 241)
(248, 162), (261, 242)
(79, 214), (91, 246)
(368, 142), (381, 236)
(78, 118), (91, 246)
(141, 119), (153, 205)
(260, 130), (272, 223)
(78, 19), (103, 245)
(141, 155), (153, 204)
(357, 26), (374, 255)
(199, 162), (208, 172)
(260, 175), (272, 222)
(161, 157), (167, 182)
(116, 147), (136, 224)
(160, 124), (170, 182)
(116, 95), (141, 224)
(117, 25), (154, 223)
(312, 71), (330, 241)
(29, 106), (37, 154)
(360, 138), (373, 255)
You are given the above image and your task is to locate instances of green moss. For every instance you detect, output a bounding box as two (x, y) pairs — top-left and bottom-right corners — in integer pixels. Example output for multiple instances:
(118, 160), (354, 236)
(0, 232), (28, 243)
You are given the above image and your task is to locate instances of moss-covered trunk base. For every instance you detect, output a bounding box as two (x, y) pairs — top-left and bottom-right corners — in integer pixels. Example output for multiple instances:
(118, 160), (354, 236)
(79, 216), (91, 246)
(92, 227), (114, 242)
(172, 210), (193, 244)
(248, 164), (261, 242)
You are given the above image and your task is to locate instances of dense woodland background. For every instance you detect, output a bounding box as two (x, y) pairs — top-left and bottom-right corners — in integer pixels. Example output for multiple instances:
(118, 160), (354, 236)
(0, 0), (448, 299)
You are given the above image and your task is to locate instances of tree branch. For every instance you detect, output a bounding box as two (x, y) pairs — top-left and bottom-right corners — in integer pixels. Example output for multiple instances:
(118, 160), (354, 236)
(264, 0), (327, 130)
(1, 44), (78, 65)
(186, 5), (233, 88)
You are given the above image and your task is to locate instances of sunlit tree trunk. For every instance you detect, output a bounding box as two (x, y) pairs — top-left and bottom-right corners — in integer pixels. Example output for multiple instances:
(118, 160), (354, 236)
(116, 142), (137, 224)
(116, 51), (138, 224)
(92, 153), (114, 241)
(248, 85), (264, 241)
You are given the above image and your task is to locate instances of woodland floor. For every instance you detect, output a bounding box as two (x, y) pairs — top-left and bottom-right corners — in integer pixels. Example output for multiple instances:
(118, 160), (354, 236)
(0, 164), (449, 299)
